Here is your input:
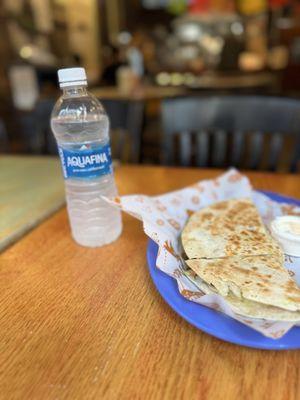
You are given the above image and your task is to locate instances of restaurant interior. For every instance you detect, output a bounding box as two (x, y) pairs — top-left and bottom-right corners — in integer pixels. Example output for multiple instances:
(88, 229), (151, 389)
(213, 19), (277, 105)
(3, 2), (300, 398)
(1, 0), (300, 171)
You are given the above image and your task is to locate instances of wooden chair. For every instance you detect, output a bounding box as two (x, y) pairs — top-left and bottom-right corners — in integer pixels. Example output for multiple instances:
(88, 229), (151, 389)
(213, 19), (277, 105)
(161, 96), (300, 172)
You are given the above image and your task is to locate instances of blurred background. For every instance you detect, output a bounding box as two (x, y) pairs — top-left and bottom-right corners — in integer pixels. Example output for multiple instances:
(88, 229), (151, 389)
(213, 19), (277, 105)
(1, 0), (300, 170)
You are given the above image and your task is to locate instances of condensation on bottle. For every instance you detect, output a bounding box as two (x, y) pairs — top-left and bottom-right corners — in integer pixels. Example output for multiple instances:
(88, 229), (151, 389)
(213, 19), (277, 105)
(51, 67), (122, 247)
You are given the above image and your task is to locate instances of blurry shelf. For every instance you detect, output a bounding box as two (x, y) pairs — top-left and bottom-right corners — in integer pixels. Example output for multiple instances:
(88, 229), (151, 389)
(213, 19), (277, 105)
(91, 85), (187, 100)
(191, 71), (279, 89)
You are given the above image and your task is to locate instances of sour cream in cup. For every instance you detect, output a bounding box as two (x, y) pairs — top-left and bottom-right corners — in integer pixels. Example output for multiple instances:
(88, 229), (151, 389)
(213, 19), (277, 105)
(270, 216), (300, 257)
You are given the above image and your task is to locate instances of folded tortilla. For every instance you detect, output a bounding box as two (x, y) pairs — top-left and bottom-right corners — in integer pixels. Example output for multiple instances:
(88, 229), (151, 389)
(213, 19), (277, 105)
(184, 268), (300, 321)
(186, 256), (300, 312)
(182, 198), (283, 259)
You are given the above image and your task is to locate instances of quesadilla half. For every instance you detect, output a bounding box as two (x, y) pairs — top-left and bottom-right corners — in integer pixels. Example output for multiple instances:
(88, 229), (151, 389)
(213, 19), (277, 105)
(184, 268), (300, 321)
(186, 256), (300, 312)
(182, 198), (283, 259)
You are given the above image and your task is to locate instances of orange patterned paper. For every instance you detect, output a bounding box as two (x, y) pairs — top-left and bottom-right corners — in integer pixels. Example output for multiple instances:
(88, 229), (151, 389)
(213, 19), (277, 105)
(104, 168), (300, 339)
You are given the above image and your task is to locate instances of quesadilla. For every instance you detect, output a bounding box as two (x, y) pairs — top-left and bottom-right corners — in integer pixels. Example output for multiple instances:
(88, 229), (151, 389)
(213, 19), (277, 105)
(186, 255), (300, 312)
(184, 268), (300, 321)
(182, 198), (283, 260)
(180, 197), (300, 321)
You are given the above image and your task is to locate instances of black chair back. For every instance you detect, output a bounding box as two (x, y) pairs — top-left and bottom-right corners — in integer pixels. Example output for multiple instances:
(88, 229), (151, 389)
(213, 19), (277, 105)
(35, 98), (57, 154)
(24, 98), (143, 162)
(101, 99), (144, 163)
(18, 99), (56, 154)
(161, 96), (300, 172)
(0, 118), (9, 153)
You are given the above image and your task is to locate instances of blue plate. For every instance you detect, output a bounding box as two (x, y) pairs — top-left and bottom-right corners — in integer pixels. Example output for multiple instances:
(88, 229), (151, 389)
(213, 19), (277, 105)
(147, 191), (300, 350)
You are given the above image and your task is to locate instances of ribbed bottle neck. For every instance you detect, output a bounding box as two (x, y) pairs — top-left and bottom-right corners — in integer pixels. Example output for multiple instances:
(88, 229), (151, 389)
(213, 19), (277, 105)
(62, 86), (88, 97)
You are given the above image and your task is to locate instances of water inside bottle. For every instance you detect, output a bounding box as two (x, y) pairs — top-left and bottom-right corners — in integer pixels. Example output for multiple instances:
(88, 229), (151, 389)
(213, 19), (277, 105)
(51, 109), (122, 247)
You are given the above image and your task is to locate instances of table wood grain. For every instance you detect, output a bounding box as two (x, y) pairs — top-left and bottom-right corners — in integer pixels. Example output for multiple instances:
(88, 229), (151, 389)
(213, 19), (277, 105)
(0, 156), (64, 251)
(1, 166), (300, 400)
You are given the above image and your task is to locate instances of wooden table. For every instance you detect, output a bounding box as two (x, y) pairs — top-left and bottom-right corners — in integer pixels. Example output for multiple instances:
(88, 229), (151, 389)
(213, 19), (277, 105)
(1, 166), (300, 400)
(0, 156), (64, 251)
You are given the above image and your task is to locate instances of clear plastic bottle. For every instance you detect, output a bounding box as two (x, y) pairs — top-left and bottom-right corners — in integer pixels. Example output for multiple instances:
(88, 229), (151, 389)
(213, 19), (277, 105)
(51, 67), (122, 247)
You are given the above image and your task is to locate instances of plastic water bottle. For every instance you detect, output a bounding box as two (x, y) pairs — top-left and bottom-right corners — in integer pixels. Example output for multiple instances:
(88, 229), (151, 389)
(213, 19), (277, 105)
(51, 67), (122, 247)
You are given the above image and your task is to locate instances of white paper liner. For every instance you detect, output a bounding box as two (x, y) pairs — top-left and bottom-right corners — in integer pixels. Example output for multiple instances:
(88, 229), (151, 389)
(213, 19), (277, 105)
(106, 169), (300, 339)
